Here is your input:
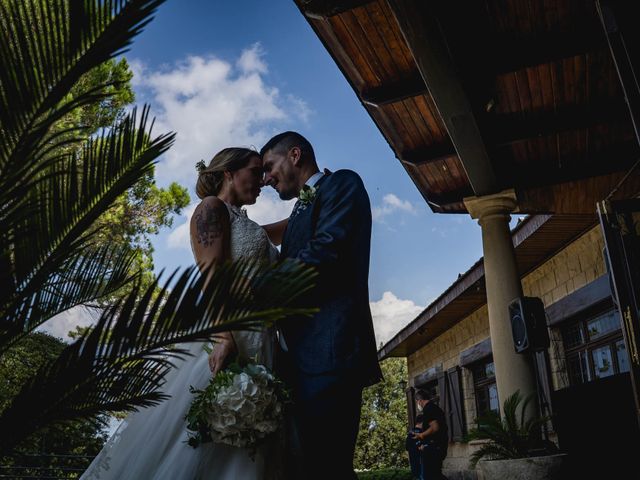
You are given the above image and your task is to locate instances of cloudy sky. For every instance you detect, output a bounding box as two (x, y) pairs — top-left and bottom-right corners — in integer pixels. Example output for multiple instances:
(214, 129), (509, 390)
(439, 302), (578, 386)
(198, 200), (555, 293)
(43, 0), (492, 346)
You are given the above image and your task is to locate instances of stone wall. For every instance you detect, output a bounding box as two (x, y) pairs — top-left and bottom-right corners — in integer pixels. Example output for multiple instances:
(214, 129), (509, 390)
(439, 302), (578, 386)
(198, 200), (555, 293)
(520, 225), (606, 390)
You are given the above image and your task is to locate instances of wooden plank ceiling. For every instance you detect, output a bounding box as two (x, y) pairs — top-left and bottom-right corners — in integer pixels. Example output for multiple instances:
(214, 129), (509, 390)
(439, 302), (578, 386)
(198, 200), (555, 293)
(295, 0), (640, 213)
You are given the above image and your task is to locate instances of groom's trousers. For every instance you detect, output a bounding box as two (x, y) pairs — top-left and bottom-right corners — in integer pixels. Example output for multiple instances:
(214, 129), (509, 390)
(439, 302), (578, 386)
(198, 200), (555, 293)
(289, 374), (363, 480)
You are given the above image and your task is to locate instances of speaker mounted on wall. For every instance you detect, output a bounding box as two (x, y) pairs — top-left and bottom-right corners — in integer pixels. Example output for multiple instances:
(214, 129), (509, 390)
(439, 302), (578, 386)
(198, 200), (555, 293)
(509, 296), (550, 354)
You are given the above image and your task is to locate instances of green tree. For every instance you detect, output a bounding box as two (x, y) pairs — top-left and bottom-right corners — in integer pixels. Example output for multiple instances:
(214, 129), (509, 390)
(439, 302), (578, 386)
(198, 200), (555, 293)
(355, 357), (410, 470)
(0, 0), (316, 455)
(65, 57), (191, 300)
(93, 172), (190, 303)
(0, 333), (108, 478)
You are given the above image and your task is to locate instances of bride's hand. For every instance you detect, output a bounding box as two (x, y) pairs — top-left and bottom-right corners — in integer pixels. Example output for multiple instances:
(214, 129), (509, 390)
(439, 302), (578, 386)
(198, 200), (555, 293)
(208, 333), (236, 376)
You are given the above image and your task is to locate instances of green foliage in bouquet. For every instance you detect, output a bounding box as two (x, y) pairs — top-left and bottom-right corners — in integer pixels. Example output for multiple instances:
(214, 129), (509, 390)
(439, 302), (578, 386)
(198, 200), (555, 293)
(185, 357), (290, 455)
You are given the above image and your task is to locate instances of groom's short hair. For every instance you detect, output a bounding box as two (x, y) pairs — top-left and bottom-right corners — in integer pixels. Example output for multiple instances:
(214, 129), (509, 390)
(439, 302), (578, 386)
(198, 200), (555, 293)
(260, 131), (315, 163)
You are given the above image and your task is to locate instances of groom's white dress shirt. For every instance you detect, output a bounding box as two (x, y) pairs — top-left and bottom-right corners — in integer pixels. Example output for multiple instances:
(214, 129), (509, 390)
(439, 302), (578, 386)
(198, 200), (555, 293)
(305, 171), (324, 189)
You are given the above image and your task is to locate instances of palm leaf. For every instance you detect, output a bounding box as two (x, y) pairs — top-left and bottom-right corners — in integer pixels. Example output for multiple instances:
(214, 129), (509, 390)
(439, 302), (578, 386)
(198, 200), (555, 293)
(466, 390), (557, 468)
(502, 389), (521, 434)
(0, 0), (165, 177)
(1, 106), (174, 342)
(469, 443), (521, 468)
(0, 244), (138, 352)
(0, 258), (317, 454)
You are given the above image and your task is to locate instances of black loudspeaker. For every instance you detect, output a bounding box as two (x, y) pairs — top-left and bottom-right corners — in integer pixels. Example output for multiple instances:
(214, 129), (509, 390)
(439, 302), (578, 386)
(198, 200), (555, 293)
(509, 296), (550, 354)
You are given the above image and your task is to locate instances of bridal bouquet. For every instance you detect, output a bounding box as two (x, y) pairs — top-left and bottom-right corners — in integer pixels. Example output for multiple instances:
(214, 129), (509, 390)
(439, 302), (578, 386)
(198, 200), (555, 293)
(185, 361), (288, 453)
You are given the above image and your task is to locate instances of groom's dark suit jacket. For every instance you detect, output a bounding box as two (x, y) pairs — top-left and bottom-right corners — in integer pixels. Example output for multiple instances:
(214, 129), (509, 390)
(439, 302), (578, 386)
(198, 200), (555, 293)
(280, 169), (382, 396)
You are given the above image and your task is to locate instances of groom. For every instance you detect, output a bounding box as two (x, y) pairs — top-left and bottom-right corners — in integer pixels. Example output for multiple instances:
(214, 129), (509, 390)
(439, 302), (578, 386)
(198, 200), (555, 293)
(261, 132), (382, 479)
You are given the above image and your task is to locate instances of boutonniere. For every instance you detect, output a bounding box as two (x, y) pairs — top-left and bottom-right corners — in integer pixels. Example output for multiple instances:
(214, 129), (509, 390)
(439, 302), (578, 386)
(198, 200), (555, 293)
(298, 185), (317, 205)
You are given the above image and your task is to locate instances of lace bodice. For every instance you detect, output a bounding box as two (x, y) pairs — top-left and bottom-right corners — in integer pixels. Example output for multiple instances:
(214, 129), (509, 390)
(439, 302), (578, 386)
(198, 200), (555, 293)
(226, 203), (279, 264)
(224, 203), (278, 365)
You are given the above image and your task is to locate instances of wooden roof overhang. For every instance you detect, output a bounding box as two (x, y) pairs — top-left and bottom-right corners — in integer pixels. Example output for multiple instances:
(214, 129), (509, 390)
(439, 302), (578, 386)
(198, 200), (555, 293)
(378, 213), (598, 359)
(295, 0), (640, 214)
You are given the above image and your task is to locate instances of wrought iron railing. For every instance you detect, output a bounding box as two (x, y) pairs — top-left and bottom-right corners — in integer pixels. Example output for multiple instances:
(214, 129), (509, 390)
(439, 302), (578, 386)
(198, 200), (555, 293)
(0, 453), (93, 479)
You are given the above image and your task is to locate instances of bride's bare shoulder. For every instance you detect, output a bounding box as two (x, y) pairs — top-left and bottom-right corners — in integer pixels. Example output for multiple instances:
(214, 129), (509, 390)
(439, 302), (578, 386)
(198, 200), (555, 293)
(190, 197), (230, 233)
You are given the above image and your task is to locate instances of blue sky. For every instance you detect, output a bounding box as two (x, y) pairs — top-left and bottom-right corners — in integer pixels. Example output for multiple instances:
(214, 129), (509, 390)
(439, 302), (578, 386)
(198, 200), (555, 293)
(47, 1), (495, 343)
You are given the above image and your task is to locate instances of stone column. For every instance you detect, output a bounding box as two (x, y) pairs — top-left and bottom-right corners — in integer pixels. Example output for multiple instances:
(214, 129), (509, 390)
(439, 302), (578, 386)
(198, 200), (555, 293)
(464, 190), (537, 414)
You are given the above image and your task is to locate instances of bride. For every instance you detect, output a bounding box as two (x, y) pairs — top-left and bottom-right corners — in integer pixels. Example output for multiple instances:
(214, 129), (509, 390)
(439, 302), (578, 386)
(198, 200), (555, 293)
(81, 147), (287, 479)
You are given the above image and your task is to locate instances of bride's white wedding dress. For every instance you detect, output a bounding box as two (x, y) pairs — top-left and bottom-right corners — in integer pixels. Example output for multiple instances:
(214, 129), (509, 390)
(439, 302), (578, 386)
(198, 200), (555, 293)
(81, 203), (280, 480)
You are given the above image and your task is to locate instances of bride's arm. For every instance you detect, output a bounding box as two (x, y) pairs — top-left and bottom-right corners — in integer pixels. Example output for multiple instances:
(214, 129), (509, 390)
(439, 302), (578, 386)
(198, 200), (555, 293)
(262, 218), (289, 246)
(190, 197), (236, 375)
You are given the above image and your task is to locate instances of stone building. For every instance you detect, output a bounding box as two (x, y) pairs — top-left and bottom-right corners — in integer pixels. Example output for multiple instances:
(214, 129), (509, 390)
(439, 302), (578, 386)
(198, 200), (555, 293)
(379, 214), (638, 475)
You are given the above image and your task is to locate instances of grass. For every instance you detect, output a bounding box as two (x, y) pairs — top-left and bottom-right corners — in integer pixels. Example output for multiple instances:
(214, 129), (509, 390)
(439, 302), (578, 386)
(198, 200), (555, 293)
(356, 468), (413, 480)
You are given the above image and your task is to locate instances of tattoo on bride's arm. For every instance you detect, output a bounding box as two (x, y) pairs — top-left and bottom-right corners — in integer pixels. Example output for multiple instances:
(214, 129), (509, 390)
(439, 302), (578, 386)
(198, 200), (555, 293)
(195, 205), (223, 246)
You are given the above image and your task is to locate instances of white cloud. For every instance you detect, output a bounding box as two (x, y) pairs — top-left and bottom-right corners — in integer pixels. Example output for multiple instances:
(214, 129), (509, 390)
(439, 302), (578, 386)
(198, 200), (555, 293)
(37, 305), (100, 341)
(236, 43), (268, 74)
(168, 190), (295, 251)
(132, 44), (311, 187)
(244, 189), (295, 225)
(167, 202), (197, 250)
(370, 291), (424, 347)
(372, 193), (418, 222)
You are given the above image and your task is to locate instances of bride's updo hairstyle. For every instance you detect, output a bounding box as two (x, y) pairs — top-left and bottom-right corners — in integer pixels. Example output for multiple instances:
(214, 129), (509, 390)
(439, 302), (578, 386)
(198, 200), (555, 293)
(195, 147), (257, 199)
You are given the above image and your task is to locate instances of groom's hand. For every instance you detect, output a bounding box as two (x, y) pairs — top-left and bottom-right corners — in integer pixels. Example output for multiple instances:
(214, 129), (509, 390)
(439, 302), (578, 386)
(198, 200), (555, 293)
(208, 333), (237, 375)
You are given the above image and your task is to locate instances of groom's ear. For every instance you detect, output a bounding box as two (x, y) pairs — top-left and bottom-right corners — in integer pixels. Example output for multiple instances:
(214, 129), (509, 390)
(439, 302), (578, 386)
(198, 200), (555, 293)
(289, 146), (302, 167)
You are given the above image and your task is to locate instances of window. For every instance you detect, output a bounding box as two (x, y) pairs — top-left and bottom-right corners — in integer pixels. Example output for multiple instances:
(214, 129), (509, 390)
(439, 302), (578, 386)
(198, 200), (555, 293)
(471, 358), (499, 417)
(562, 307), (629, 386)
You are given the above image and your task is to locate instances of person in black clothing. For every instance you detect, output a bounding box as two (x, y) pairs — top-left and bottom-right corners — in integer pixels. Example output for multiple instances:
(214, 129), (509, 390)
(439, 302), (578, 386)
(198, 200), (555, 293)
(412, 389), (448, 480)
(406, 414), (424, 479)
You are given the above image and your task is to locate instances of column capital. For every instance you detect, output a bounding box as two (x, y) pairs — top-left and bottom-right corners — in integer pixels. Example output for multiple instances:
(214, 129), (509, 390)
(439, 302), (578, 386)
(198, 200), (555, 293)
(463, 189), (518, 220)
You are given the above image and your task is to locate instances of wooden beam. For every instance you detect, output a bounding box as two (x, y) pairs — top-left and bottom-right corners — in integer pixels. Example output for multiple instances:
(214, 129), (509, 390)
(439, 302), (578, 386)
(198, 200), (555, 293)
(424, 187), (475, 211)
(488, 101), (632, 147)
(298, 0), (375, 19)
(388, 0), (499, 196)
(399, 141), (456, 166)
(492, 28), (608, 74)
(459, 337), (492, 367)
(597, 0), (640, 149)
(504, 141), (640, 189)
(546, 275), (612, 327)
(360, 29), (606, 108)
(361, 71), (427, 106)
(517, 171), (640, 214)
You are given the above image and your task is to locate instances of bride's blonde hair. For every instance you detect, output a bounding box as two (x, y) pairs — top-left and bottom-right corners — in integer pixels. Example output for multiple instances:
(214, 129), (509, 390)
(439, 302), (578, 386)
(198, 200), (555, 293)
(195, 147), (258, 199)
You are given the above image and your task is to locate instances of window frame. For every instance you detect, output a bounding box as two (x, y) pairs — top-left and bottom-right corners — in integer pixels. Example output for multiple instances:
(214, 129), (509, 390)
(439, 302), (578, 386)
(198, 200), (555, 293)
(562, 304), (627, 386)
(470, 356), (499, 419)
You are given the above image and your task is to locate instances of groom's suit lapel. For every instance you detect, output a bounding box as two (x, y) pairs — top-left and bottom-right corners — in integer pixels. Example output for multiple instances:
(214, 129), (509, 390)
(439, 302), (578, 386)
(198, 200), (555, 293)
(283, 170), (331, 256)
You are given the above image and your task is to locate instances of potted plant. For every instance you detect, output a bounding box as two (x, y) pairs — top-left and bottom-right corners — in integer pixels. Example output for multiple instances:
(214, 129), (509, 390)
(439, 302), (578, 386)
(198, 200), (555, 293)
(465, 390), (567, 480)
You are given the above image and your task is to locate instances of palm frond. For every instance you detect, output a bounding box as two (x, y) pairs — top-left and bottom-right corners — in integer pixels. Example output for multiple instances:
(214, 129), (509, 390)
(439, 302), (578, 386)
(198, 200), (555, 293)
(1, 107), (174, 337)
(469, 443), (521, 468)
(502, 389), (521, 434)
(0, 258), (317, 454)
(0, 0), (165, 176)
(519, 391), (534, 431)
(0, 243), (138, 352)
(466, 390), (557, 468)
